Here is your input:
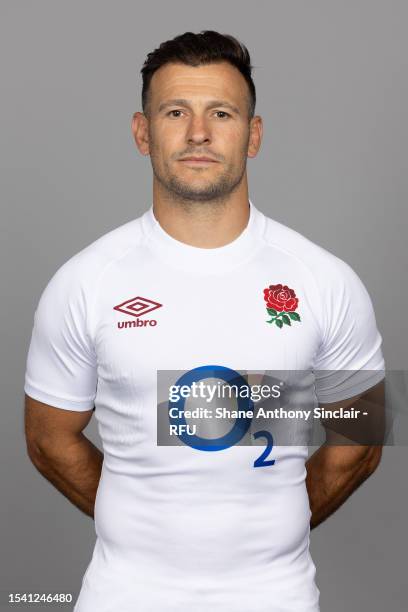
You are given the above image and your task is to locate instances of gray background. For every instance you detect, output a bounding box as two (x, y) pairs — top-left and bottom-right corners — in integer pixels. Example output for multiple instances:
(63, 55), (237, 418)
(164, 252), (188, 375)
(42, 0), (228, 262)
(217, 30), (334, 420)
(1, 1), (407, 610)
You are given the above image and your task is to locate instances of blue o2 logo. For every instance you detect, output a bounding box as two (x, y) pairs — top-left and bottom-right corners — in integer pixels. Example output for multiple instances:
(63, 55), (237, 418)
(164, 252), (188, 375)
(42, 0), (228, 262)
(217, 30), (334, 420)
(168, 365), (276, 467)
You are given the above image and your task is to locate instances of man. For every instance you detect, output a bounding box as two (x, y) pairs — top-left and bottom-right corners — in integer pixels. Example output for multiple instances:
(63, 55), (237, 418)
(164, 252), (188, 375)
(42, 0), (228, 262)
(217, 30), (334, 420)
(24, 30), (385, 612)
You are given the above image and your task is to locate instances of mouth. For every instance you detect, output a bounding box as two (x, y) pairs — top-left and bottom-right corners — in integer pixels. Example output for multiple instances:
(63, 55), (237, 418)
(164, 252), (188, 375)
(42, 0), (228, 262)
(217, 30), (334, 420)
(179, 158), (219, 166)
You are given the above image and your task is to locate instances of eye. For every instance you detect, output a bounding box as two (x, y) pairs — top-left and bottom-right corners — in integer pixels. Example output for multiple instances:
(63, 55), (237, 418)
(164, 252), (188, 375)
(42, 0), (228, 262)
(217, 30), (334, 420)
(215, 111), (230, 119)
(167, 110), (183, 118)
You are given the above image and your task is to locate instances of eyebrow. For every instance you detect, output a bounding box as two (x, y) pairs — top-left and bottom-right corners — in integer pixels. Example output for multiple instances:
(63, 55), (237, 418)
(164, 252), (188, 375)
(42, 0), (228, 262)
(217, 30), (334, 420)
(157, 98), (240, 115)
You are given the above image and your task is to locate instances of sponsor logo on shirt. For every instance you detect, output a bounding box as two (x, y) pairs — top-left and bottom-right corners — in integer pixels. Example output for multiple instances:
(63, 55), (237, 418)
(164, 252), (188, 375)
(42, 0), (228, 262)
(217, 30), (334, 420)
(113, 295), (162, 328)
(263, 284), (301, 329)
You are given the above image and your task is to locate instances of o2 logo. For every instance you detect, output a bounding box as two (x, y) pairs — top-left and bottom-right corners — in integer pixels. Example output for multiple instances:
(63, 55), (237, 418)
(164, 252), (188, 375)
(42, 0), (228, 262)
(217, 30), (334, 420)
(168, 365), (275, 468)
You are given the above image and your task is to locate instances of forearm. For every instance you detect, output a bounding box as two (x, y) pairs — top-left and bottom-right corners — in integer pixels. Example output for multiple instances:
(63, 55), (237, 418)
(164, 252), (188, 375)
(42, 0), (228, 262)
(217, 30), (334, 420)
(28, 433), (103, 519)
(305, 444), (381, 530)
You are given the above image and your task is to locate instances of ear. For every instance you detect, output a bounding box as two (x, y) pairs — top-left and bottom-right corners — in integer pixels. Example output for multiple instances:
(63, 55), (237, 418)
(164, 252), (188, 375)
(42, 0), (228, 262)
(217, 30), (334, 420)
(131, 112), (150, 156)
(247, 115), (263, 158)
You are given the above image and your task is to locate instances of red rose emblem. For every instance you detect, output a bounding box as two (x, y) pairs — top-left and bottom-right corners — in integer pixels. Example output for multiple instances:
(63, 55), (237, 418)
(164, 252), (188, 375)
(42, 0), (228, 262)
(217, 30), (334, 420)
(263, 283), (301, 329)
(263, 284), (298, 312)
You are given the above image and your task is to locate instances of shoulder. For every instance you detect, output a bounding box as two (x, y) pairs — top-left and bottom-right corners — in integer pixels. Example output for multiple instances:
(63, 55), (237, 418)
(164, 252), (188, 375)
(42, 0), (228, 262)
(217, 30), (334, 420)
(261, 213), (362, 288)
(45, 213), (144, 283)
(34, 213), (146, 310)
(63, 214), (144, 277)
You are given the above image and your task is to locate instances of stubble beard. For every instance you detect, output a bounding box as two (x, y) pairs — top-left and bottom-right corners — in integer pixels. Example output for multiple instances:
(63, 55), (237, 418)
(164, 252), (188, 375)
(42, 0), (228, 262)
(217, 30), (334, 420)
(149, 141), (249, 206)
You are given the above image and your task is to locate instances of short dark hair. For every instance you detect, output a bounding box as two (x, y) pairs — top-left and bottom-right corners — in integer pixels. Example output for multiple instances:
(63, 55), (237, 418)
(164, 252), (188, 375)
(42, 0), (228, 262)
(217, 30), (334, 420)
(140, 30), (256, 120)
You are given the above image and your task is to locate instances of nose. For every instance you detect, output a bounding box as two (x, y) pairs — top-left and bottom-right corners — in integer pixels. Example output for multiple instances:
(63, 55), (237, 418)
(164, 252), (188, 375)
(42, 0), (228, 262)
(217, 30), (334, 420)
(186, 115), (211, 145)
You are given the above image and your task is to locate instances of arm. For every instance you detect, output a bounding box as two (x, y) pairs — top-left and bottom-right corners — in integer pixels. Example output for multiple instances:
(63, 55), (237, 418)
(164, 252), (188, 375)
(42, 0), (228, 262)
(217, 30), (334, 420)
(305, 379), (385, 530)
(24, 394), (103, 519)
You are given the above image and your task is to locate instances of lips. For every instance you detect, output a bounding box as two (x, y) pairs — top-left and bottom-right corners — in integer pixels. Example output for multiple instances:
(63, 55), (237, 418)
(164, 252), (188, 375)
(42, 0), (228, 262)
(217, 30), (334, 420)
(179, 157), (218, 162)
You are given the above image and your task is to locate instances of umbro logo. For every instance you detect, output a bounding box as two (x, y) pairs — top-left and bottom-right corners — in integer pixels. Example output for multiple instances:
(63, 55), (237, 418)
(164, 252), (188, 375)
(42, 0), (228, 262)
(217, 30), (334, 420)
(113, 295), (162, 329)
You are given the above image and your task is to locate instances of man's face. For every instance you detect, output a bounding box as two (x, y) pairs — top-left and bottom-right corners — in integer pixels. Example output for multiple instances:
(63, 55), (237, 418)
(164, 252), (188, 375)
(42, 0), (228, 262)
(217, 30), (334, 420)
(138, 62), (259, 203)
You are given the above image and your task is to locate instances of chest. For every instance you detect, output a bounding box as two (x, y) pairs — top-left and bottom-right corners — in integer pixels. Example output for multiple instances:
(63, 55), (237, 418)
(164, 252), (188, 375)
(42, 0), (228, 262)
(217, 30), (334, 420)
(93, 262), (321, 396)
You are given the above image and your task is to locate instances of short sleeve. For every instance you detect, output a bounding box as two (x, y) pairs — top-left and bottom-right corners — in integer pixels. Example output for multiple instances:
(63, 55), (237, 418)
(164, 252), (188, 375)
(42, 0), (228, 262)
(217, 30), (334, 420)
(24, 257), (98, 411)
(313, 257), (385, 403)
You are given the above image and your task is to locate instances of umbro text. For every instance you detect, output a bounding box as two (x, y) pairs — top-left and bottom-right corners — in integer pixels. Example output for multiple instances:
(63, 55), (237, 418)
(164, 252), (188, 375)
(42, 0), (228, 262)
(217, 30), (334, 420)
(118, 319), (157, 329)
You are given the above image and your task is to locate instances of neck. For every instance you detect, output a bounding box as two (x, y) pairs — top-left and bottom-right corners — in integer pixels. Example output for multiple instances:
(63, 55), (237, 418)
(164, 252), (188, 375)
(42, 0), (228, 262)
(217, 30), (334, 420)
(151, 179), (251, 249)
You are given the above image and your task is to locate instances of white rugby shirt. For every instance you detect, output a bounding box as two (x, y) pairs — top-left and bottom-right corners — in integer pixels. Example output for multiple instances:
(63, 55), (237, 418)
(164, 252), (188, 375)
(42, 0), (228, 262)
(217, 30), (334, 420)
(24, 199), (385, 612)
